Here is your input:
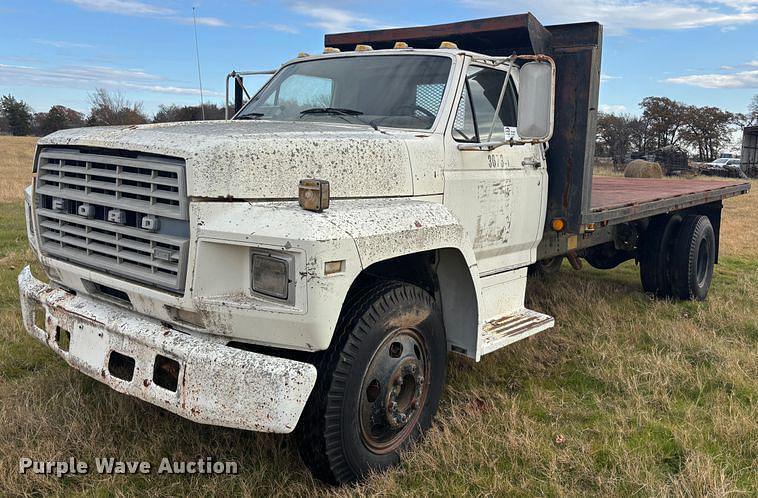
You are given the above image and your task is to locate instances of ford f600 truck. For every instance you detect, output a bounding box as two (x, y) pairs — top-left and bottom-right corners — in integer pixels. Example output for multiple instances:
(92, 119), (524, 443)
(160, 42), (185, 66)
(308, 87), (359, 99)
(18, 14), (750, 484)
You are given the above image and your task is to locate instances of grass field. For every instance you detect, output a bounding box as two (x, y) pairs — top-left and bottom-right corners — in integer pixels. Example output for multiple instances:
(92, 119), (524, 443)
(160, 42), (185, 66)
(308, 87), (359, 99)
(0, 135), (755, 496)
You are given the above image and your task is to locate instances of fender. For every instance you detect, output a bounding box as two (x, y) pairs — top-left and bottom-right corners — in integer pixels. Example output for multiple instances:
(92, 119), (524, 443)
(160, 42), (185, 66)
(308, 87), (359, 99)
(322, 198), (482, 356)
(191, 198), (481, 355)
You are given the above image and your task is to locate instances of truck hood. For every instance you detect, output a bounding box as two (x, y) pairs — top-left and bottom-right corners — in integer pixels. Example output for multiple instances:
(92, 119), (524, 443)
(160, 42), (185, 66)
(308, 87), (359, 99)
(39, 120), (421, 199)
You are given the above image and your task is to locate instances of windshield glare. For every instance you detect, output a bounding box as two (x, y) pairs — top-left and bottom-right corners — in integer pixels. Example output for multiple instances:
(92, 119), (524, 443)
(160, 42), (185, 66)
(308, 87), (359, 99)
(236, 55), (453, 130)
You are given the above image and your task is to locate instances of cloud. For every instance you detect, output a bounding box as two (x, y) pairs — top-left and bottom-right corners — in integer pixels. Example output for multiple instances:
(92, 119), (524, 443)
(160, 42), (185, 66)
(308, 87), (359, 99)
(459, 0), (758, 35)
(65, 0), (174, 16)
(64, 0), (228, 27)
(244, 22), (300, 34)
(664, 69), (758, 89)
(0, 62), (221, 97)
(601, 74), (621, 83)
(171, 16), (229, 27)
(599, 104), (627, 114)
(32, 38), (96, 49)
(290, 3), (382, 32)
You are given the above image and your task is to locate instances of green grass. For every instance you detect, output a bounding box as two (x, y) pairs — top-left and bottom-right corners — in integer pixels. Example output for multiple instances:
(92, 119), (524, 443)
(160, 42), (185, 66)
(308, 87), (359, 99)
(1, 192), (756, 496)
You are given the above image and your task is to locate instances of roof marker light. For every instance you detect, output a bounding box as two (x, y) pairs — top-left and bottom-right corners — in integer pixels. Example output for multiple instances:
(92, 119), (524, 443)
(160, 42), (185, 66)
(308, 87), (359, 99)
(297, 52), (309, 58)
(355, 44), (373, 52)
(393, 41), (409, 49)
(439, 41), (458, 49)
(323, 47), (341, 53)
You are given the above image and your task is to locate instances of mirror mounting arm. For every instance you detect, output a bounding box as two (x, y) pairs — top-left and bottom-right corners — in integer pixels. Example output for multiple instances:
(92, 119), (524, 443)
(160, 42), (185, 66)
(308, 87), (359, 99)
(486, 54), (517, 142)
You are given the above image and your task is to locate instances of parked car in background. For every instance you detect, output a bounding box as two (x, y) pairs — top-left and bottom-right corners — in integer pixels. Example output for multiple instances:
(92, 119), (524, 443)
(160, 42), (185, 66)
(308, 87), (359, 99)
(702, 157), (747, 178)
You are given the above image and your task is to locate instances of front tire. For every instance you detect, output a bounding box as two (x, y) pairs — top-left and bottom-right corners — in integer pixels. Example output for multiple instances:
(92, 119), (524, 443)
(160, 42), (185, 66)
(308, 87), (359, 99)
(296, 281), (447, 484)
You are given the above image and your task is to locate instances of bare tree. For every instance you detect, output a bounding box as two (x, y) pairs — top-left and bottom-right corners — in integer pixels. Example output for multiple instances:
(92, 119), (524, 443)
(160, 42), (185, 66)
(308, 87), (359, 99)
(749, 95), (758, 126)
(87, 89), (148, 126)
(153, 103), (225, 123)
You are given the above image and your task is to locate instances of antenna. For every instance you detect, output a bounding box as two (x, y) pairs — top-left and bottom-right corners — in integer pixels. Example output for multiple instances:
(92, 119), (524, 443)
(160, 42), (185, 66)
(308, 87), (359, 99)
(192, 7), (206, 120)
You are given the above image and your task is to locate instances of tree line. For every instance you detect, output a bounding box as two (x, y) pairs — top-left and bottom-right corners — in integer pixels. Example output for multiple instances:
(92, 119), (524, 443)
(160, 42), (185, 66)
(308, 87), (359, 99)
(596, 95), (757, 163)
(0, 89), (226, 137)
(3, 90), (757, 163)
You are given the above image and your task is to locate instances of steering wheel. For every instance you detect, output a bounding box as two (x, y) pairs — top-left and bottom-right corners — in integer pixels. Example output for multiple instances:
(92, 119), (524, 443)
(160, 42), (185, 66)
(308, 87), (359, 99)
(392, 104), (436, 120)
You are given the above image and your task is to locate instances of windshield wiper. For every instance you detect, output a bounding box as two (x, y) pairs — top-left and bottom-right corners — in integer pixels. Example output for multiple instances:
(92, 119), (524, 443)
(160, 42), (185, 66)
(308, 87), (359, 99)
(300, 107), (363, 116)
(236, 112), (264, 120)
(299, 107), (379, 131)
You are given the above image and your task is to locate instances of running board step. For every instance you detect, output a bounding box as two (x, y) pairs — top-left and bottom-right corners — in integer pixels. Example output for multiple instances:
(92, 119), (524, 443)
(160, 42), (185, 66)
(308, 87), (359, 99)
(479, 308), (555, 357)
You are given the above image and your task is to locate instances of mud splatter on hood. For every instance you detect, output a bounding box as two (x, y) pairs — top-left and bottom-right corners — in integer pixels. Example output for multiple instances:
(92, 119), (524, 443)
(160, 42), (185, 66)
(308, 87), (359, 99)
(39, 120), (420, 199)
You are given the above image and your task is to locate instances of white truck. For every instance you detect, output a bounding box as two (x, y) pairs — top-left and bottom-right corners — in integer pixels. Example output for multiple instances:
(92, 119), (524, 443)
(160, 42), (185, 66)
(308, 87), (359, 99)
(18, 14), (749, 484)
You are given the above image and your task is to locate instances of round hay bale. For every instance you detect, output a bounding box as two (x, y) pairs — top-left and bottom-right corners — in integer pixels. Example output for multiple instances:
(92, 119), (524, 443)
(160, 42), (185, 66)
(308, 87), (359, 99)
(624, 160), (663, 178)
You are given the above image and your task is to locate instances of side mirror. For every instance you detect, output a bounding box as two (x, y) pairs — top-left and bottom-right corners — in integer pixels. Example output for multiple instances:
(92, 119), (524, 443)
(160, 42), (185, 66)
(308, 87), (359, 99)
(517, 61), (555, 142)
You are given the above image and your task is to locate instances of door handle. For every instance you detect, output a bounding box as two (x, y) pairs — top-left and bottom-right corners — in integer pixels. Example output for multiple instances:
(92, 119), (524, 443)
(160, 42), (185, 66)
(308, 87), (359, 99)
(522, 158), (541, 168)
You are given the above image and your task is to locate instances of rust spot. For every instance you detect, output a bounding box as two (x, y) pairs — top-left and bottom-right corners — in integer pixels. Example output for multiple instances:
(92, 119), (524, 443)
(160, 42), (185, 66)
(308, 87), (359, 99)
(143, 379), (151, 387)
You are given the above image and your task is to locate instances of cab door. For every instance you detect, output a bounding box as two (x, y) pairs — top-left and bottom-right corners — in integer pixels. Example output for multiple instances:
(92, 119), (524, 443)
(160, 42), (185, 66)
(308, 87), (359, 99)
(443, 63), (548, 275)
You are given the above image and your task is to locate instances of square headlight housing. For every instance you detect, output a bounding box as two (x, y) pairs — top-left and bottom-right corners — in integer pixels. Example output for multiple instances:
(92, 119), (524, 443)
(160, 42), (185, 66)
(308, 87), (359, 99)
(251, 250), (294, 302)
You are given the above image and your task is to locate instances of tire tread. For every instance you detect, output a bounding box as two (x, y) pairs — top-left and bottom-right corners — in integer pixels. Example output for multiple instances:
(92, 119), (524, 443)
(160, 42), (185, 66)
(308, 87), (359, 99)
(296, 280), (436, 484)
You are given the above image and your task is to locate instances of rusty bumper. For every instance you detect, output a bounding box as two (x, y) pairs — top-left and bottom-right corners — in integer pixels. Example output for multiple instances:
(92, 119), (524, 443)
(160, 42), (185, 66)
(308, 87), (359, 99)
(17, 266), (317, 433)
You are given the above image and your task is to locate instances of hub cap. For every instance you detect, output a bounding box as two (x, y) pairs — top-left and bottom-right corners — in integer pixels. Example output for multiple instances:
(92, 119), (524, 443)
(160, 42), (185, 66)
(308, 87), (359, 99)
(359, 328), (429, 454)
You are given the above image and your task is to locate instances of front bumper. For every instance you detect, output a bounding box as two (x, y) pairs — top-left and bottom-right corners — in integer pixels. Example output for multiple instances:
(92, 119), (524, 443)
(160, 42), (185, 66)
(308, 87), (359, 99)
(17, 266), (317, 433)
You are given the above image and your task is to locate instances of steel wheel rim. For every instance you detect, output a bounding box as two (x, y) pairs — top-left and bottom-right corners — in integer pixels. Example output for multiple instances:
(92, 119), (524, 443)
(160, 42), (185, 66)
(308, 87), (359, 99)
(696, 238), (709, 285)
(358, 328), (430, 454)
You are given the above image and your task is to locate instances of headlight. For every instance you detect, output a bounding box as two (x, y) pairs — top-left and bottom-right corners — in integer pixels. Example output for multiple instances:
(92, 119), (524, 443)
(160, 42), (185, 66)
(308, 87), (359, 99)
(251, 251), (292, 300)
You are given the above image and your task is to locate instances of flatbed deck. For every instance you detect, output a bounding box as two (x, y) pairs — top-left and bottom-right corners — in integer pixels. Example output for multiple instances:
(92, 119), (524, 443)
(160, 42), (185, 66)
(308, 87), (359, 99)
(585, 177), (751, 225)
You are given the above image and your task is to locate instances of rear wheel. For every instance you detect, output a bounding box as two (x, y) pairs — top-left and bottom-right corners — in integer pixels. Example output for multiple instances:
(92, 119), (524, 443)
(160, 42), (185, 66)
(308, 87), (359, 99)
(296, 281), (447, 484)
(639, 214), (682, 297)
(670, 215), (715, 300)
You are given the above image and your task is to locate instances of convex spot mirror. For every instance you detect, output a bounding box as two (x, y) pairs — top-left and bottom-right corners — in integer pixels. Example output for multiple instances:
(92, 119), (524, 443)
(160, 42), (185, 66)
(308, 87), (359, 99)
(517, 60), (555, 142)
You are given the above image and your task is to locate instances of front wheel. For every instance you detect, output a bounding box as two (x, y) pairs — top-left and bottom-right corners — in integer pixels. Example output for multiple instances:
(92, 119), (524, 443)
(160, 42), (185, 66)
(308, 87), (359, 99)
(296, 281), (447, 484)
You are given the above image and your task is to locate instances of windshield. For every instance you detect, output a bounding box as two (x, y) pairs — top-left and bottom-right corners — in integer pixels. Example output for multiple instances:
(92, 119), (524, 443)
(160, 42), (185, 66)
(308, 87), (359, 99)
(235, 55), (453, 130)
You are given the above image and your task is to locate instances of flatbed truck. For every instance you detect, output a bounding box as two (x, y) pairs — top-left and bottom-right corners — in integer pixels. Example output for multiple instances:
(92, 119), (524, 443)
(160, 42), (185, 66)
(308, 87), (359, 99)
(18, 13), (749, 484)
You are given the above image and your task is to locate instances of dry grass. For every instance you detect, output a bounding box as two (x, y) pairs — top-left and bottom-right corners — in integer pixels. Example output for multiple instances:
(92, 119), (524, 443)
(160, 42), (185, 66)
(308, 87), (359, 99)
(0, 137), (756, 496)
(0, 136), (36, 203)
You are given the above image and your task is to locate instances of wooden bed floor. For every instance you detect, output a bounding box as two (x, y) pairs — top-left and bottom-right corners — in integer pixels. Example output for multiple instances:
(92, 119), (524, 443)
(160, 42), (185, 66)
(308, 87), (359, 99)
(590, 177), (748, 212)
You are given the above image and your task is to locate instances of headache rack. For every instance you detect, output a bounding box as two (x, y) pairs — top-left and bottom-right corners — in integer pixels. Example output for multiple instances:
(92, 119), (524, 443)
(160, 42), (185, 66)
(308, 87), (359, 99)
(34, 147), (190, 293)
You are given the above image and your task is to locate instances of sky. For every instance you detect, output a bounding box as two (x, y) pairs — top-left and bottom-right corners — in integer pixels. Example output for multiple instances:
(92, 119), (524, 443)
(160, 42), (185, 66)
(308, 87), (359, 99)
(0, 0), (756, 117)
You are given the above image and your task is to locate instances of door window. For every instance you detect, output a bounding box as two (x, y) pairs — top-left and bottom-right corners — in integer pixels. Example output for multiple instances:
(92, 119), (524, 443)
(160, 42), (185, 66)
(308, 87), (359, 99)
(453, 65), (517, 142)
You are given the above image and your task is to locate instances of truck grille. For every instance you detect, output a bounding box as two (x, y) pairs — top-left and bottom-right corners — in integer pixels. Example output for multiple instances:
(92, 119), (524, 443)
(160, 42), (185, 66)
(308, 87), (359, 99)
(35, 147), (190, 293)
